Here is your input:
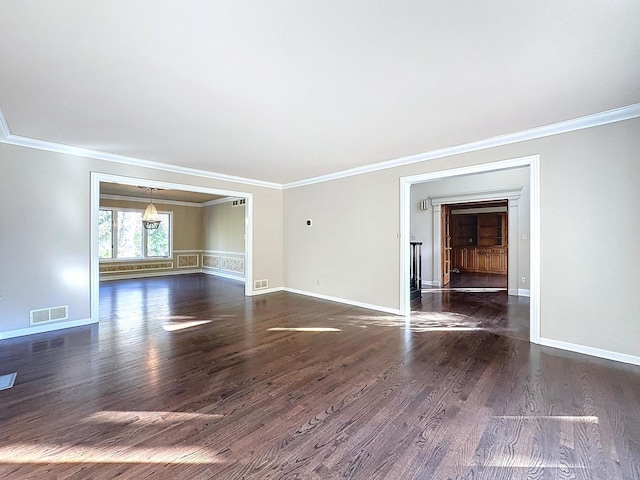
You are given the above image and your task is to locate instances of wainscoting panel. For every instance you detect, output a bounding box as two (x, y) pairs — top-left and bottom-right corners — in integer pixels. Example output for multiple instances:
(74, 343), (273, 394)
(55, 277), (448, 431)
(202, 251), (245, 279)
(177, 254), (199, 268)
(100, 262), (173, 274)
(100, 250), (245, 280)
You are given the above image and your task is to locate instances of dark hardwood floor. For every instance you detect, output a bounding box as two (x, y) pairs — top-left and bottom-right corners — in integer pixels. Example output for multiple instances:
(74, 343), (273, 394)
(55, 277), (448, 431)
(416, 273), (529, 341)
(1, 274), (639, 479)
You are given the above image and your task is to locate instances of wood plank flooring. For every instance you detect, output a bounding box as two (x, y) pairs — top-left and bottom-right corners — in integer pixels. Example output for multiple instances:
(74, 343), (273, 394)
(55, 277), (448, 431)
(0, 274), (639, 479)
(416, 272), (529, 341)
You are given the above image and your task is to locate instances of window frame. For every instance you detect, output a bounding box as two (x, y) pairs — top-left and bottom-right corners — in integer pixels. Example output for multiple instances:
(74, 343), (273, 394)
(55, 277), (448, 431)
(99, 206), (173, 262)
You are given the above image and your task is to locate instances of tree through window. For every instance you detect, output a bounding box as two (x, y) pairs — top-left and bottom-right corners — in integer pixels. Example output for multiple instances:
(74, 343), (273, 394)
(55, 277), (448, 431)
(99, 208), (171, 260)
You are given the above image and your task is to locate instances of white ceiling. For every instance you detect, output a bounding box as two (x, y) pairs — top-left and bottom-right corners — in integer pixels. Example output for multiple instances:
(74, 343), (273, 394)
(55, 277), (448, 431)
(1, 1), (638, 185)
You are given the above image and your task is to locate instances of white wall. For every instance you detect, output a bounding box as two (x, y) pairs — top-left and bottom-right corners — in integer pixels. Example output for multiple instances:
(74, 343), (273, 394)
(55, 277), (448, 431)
(0, 144), (283, 338)
(410, 167), (530, 290)
(283, 117), (640, 358)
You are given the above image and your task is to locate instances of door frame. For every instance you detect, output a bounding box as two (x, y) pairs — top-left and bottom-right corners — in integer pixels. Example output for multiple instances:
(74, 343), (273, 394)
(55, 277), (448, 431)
(399, 154), (540, 344)
(430, 187), (522, 294)
(90, 172), (254, 324)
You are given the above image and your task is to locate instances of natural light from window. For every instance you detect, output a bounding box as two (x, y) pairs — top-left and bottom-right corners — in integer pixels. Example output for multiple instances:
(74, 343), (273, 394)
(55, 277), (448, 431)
(99, 207), (171, 260)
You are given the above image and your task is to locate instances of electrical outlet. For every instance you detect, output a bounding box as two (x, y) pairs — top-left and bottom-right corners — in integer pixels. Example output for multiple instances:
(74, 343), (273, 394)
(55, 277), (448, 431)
(521, 277), (526, 284)
(317, 278), (321, 286)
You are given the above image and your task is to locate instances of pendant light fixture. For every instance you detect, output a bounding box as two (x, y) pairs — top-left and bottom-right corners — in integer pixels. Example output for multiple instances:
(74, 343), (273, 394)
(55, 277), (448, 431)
(142, 188), (162, 230)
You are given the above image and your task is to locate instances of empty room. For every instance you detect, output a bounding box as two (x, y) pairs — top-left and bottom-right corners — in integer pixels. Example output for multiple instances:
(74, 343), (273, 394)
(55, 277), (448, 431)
(1, 1), (639, 478)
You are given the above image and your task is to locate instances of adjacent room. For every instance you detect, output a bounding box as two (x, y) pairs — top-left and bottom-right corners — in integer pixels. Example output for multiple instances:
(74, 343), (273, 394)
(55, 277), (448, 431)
(0, 2), (639, 478)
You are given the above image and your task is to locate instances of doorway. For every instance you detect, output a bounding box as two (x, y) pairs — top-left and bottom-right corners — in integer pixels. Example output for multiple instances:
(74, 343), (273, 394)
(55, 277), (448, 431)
(444, 200), (508, 288)
(399, 155), (540, 344)
(90, 173), (254, 324)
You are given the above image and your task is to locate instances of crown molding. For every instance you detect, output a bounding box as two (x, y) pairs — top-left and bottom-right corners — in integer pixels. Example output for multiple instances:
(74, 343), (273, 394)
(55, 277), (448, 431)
(0, 108), (281, 190)
(282, 103), (640, 189)
(201, 197), (239, 207)
(99, 193), (209, 208)
(2, 104), (639, 190)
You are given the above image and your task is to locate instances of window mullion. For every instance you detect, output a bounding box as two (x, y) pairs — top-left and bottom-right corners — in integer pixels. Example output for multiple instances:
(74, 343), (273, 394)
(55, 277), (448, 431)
(112, 213), (118, 259)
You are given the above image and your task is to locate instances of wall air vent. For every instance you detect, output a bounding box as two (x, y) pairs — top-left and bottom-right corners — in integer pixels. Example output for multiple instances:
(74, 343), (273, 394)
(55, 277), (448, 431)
(254, 279), (268, 290)
(30, 305), (69, 325)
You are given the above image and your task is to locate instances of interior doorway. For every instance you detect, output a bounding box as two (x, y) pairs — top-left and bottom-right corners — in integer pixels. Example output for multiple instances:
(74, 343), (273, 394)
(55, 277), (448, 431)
(443, 200), (508, 288)
(89, 173), (254, 324)
(399, 154), (540, 344)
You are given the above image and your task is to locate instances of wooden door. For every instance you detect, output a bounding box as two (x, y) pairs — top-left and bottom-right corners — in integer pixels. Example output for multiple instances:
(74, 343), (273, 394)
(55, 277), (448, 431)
(442, 205), (451, 285)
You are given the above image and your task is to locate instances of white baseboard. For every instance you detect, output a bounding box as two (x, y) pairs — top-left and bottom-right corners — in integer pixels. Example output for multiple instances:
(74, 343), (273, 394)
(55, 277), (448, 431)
(100, 269), (202, 281)
(518, 288), (531, 297)
(540, 337), (640, 366)
(0, 317), (96, 340)
(200, 269), (246, 282)
(283, 288), (401, 315)
(248, 287), (284, 296)
(421, 280), (437, 287)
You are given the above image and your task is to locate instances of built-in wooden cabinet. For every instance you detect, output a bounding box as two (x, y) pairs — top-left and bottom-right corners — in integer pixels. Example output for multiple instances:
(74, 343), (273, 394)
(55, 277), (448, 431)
(451, 212), (507, 274)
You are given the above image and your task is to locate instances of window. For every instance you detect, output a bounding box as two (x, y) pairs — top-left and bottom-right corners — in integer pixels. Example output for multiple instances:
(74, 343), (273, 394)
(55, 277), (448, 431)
(99, 208), (172, 260)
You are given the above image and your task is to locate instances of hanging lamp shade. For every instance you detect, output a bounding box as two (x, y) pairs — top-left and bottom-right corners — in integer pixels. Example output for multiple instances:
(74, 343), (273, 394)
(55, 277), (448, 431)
(142, 188), (162, 230)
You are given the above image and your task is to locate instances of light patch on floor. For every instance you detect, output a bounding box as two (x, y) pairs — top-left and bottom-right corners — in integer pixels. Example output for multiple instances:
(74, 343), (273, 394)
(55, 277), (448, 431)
(82, 410), (224, 425)
(0, 372), (16, 391)
(162, 320), (212, 332)
(268, 327), (341, 332)
(0, 444), (221, 464)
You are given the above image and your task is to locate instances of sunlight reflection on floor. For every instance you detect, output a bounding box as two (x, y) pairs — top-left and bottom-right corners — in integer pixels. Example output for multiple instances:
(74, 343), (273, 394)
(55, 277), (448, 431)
(342, 312), (482, 332)
(162, 320), (212, 331)
(0, 444), (220, 464)
(268, 327), (341, 332)
(82, 410), (224, 425)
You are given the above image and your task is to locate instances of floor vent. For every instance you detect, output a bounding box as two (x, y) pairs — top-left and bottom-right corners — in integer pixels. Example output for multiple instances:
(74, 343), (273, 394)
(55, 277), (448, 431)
(30, 305), (69, 325)
(254, 279), (268, 290)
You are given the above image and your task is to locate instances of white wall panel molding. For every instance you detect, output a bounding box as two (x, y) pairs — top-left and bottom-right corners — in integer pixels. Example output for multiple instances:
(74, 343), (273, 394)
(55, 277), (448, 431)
(202, 250), (246, 276)
(202, 254), (221, 269)
(221, 256), (245, 274)
(177, 255), (199, 268)
(540, 338), (640, 366)
(203, 250), (246, 256)
(100, 262), (173, 273)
